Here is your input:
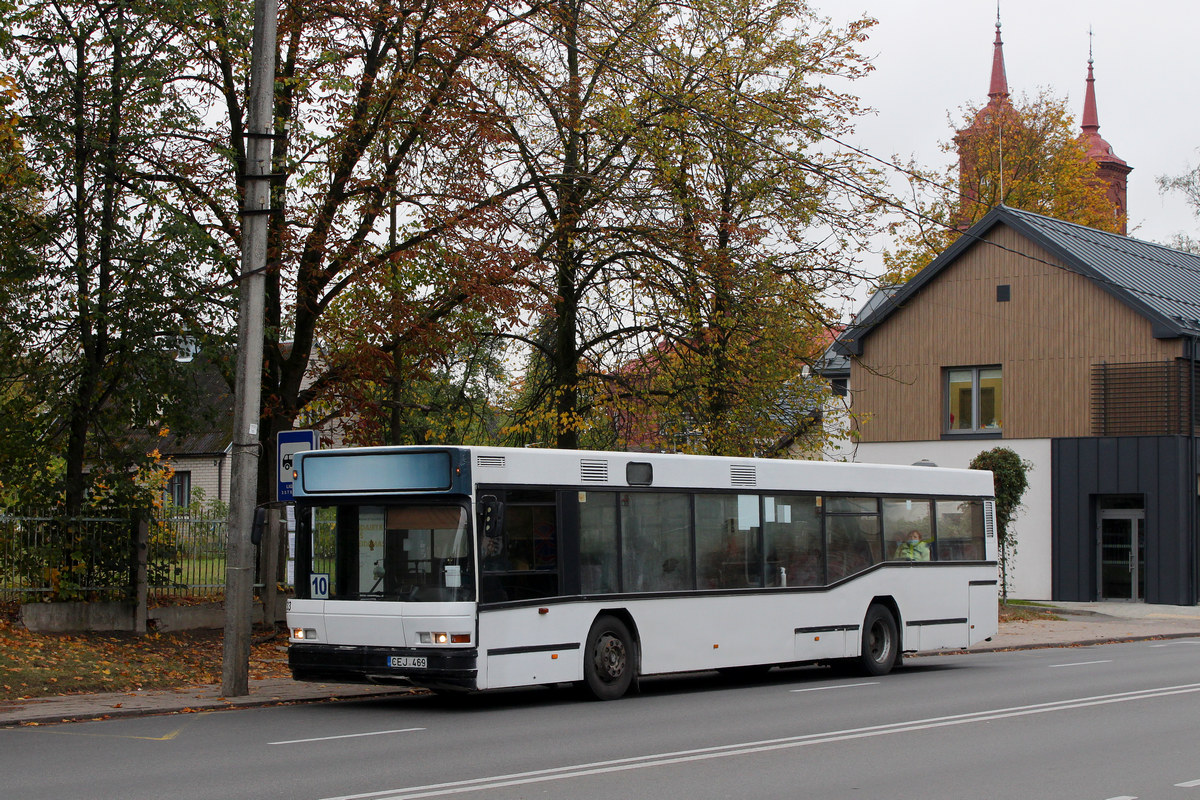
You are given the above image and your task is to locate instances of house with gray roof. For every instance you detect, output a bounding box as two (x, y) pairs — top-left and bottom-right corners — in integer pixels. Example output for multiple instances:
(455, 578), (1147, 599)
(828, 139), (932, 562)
(828, 205), (1200, 605)
(154, 353), (234, 508)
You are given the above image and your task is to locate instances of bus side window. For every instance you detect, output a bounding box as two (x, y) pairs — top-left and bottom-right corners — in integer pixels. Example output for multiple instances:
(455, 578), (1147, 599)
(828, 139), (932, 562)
(481, 490), (559, 602)
(827, 514), (880, 582)
(621, 492), (691, 592)
(764, 495), (822, 587)
(882, 498), (934, 562)
(696, 494), (760, 590)
(580, 492), (619, 593)
(936, 499), (985, 560)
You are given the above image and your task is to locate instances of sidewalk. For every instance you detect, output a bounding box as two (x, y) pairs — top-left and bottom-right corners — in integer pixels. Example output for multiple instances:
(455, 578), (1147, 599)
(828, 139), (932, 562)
(3, 602), (1199, 727)
(979, 600), (1200, 652)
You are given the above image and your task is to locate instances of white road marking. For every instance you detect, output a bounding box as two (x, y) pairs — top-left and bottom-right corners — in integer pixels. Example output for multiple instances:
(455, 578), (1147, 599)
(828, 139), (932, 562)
(1176, 779), (1200, 787)
(1049, 660), (1113, 668)
(790, 681), (879, 693)
(319, 682), (1200, 800)
(1104, 796), (1137, 799)
(270, 727), (425, 745)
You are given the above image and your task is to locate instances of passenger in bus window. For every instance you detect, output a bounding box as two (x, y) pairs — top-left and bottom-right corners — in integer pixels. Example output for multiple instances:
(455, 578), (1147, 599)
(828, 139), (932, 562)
(893, 529), (930, 561)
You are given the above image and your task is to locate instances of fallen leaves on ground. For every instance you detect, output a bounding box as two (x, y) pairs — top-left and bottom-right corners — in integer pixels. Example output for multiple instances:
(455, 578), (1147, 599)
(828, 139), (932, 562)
(0, 604), (290, 701)
(999, 602), (1062, 623)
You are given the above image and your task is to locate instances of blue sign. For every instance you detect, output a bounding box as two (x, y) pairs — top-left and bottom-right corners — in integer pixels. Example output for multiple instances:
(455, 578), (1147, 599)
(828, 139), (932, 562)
(277, 430), (317, 502)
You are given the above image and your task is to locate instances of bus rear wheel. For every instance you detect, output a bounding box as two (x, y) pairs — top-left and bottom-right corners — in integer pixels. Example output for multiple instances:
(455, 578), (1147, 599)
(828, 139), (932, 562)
(857, 604), (899, 676)
(584, 615), (635, 700)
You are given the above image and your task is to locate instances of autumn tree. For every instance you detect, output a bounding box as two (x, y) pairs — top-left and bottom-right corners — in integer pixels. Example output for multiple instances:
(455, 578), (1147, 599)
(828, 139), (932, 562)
(0, 73), (41, 287)
(316, 295), (511, 446)
(2, 0), (227, 515)
(157, 0), (542, 491)
(480, 0), (674, 450)
(612, 0), (882, 456)
(0, 71), (51, 507)
(884, 91), (1124, 284)
(491, 0), (883, 454)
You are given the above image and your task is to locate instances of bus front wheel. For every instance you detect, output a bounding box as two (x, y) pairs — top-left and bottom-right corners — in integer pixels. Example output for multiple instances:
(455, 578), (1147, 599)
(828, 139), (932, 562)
(584, 615), (635, 700)
(857, 605), (899, 676)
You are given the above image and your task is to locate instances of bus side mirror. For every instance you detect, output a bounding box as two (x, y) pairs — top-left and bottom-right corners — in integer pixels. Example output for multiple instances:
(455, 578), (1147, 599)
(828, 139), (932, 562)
(250, 506), (268, 546)
(479, 496), (504, 538)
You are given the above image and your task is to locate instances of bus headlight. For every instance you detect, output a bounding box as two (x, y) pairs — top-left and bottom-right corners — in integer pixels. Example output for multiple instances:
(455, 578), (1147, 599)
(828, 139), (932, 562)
(292, 627), (318, 641)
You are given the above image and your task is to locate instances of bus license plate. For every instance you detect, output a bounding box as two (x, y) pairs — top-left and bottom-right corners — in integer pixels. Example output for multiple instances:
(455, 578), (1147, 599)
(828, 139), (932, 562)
(388, 656), (427, 669)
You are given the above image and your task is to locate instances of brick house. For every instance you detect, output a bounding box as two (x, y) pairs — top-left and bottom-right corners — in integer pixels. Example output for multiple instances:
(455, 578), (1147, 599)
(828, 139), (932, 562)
(828, 205), (1200, 605)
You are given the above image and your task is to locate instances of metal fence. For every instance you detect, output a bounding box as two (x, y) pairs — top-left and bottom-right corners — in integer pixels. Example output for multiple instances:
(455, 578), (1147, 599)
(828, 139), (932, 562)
(152, 511), (229, 599)
(0, 512), (232, 602)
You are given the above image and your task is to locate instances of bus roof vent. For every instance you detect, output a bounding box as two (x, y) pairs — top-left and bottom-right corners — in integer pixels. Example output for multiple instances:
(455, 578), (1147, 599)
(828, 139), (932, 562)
(580, 458), (609, 483)
(730, 464), (757, 487)
(477, 454), (507, 469)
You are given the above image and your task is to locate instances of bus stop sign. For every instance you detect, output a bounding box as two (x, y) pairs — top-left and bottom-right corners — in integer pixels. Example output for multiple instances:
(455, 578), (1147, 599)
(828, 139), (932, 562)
(277, 429), (316, 502)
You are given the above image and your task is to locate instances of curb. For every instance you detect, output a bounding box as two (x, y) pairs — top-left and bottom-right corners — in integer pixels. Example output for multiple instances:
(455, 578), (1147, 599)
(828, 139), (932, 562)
(0, 685), (418, 728)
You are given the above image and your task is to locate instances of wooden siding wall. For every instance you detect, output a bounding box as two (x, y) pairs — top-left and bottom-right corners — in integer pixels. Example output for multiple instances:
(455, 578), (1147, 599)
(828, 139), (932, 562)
(851, 225), (1185, 442)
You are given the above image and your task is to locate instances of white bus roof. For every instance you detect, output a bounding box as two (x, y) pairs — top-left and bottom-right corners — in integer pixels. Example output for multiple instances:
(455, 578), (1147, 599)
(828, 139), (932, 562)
(293, 445), (994, 499)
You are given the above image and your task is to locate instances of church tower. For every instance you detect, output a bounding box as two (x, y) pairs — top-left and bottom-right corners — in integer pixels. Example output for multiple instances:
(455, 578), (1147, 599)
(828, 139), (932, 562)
(953, 16), (1131, 234)
(952, 13), (1011, 228)
(1079, 42), (1132, 233)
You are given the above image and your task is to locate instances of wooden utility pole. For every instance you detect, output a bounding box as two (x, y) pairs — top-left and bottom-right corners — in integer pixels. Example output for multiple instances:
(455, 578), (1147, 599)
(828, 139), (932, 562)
(222, 0), (278, 697)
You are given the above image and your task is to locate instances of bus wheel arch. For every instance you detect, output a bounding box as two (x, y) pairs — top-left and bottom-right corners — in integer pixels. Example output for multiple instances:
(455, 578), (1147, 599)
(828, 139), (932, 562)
(583, 611), (639, 700)
(857, 600), (900, 676)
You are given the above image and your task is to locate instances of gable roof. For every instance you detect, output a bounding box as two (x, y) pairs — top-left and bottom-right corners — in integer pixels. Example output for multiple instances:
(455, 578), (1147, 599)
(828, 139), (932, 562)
(126, 354), (234, 459)
(835, 205), (1200, 357)
(819, 287), (900, 375)
(163, 356), (234, 457)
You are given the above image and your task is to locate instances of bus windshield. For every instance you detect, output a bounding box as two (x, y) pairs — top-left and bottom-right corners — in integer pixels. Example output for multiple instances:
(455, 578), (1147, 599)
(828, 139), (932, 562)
(308, 503), (475, 602)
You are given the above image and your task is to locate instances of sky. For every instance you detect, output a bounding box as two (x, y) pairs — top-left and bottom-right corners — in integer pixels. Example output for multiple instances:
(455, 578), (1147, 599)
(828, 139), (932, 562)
(810, 0), (1200, 312)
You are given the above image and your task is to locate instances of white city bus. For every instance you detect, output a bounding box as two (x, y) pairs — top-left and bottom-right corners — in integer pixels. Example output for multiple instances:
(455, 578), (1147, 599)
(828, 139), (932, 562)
(286, 446), (998, 699)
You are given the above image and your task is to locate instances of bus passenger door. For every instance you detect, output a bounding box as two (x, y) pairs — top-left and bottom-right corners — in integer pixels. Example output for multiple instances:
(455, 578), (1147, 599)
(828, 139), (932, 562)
(479, 489), (560, 603)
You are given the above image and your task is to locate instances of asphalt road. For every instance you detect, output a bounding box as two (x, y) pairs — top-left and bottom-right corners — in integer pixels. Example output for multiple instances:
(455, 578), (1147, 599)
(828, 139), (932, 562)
(3, 639), (1200, 800)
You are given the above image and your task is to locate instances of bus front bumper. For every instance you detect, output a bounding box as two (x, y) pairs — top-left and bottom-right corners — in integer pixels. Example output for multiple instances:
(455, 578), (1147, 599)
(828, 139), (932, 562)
(288, 643), (479, 691)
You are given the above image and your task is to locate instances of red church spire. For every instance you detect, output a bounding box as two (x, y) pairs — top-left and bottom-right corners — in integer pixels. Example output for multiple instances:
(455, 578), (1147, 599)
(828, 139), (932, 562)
(954, 8), (1015, 228)
(1079, 30), (1131, 233)
(988, 9), (1009, 103)
(1081, 48), (1100, 132)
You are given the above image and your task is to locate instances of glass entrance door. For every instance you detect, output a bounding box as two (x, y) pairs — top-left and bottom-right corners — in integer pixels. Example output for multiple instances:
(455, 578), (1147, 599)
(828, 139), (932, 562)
(1099, 513), (1145, 601)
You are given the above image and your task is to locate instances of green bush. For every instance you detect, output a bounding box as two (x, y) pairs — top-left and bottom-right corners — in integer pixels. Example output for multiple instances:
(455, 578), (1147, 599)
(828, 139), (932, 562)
(970, 447), (1032, 601)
